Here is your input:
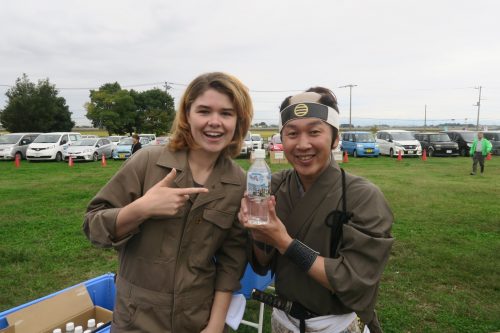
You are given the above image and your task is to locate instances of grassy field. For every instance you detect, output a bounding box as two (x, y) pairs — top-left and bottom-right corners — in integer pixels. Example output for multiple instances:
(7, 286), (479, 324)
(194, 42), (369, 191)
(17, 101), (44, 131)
(0, 154), (499, 332)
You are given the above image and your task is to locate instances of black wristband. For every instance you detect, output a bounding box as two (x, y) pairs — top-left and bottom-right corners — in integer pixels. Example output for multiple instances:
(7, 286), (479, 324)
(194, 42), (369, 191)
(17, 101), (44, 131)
(284, 239), (319, 272)
(254, 240), (274, 254)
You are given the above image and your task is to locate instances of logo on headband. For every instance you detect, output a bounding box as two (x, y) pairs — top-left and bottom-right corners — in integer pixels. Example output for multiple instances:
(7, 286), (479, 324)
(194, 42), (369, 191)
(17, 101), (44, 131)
(294, 104), (309, 117)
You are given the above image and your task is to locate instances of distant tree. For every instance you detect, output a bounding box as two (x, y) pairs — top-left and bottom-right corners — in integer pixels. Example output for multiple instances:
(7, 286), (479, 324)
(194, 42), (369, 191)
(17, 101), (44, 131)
(369, 125), (379, 133)
(131, 88), (175, 135)
(0, 74), (74, 132)
(85, 83), (136, 135)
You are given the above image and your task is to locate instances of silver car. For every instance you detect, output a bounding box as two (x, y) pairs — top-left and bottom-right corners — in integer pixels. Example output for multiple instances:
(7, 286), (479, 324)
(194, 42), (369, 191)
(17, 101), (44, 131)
(64, 138), (114, 162)
(0, 133), (41, 160)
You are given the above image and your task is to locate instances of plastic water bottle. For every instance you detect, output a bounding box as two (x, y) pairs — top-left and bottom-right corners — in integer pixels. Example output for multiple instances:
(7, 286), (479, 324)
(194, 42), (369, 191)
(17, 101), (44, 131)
(247, 149), (271, 224)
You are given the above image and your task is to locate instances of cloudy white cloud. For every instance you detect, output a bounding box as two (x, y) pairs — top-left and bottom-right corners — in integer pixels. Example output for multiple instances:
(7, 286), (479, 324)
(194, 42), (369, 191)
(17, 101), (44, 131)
(1, 0), (499, 127)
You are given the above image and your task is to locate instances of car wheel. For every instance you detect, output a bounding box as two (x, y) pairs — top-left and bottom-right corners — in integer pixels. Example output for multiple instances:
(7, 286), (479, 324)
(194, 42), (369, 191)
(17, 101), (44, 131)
(428, 148), (434, 157)
(93, 152), (99, 161)
(353, 150), (358, 157)
(55, 152), (62, 162)
(389, 148), (394, 158)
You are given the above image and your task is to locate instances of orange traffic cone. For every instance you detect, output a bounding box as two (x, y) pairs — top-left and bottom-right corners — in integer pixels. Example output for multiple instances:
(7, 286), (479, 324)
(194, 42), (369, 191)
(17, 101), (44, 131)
(14, 154), (21, 168)
(101, 154), (107, 167)
(486, 153), (492, 160)
(397, 150), (402, 161)
(343, 151), (349, 163)
(68, 156), (74, 167)
(422, 149), (427, 161)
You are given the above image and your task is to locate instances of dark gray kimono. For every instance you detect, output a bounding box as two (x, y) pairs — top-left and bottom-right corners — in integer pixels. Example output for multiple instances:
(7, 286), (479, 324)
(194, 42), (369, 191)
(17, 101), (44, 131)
(250, 160), (394, 329)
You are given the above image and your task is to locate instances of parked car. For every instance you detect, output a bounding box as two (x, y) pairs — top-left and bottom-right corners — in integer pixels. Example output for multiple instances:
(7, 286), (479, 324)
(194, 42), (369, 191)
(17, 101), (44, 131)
(112, 137), (149, 160)
(414, 132), (459, 157)
(26, 132), (82, 162)
(251, 134), (263, 150)
(108, 135), (129, 147)
(443, 131), (477, 156)
(155, 136), (170, 145)
(139, 134), (157, 145)
(267, 133), (283, 152)
(81, 134), (99, 139)
(376, 130), (422, 157)
(341, 131), (380, 157)
(483, 131), (500, 155)
(239, 132), (253, 158)
(64, 138), (114, 162)
(0, 133), (41, 160)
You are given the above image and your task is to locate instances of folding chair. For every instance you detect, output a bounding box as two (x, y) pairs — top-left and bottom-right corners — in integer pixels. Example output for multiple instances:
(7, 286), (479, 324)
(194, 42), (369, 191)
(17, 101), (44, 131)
(236, 264), (273, 333)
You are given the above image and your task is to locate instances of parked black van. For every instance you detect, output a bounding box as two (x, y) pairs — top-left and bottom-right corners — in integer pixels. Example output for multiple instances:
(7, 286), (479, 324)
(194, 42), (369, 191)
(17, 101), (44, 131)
(483, 131), (500, 155)
(442, 131), (477, 156)
(414, 132), (459, 157)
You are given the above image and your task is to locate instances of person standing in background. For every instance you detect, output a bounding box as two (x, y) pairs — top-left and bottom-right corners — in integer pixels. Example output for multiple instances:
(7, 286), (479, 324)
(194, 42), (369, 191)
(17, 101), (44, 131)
(131, 134), (142, 155)
(470, 131), (492, 175)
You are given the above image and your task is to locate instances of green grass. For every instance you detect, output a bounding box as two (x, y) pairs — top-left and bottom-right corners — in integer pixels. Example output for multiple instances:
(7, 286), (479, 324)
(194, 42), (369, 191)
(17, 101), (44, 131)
(0, 155), (499, 332)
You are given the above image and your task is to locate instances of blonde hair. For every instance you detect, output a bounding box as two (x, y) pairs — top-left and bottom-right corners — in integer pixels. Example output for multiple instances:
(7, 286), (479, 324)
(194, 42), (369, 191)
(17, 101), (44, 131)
(168, 72), (253, 158)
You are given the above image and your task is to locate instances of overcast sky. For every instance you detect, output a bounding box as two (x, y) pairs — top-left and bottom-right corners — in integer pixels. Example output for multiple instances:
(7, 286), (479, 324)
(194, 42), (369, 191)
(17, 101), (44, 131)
(1, 0), (499, 127)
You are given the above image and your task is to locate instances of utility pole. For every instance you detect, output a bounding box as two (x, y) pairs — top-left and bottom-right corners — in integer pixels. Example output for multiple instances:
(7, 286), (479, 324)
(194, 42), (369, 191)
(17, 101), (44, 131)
(339, 84), (357, 130)
(424, 104), (427, 130)
(164, 81), (172, 93)
(474, 86), (482, 130)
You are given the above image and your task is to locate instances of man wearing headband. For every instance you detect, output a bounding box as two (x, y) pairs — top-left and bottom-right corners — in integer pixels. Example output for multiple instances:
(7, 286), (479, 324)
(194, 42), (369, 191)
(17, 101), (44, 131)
(239, 88), (394, 333)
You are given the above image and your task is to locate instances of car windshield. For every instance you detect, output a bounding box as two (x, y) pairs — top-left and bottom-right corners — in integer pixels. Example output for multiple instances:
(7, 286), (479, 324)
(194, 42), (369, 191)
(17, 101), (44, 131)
(484, 133), (499, 141)
(33, 134), (61, 143)
(118, 138), (134, 145)
(74, 139), (98, 146)
(430, 134), (451, 142)
(392, 132), (415, 140)
(460, 132), (477, 141)
(355, 133), (375, 142)
(0, 134), (22, 144)
(251, 135), (261, 141)
(109, 136), (123, 142)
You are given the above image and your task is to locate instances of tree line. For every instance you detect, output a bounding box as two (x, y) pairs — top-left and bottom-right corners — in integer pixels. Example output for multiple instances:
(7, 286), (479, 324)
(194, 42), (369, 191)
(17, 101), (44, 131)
(0, 74), (176, 135)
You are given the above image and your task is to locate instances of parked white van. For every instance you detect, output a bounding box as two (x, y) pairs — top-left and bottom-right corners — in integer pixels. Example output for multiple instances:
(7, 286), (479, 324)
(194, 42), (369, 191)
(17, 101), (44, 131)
(376, 130), (422, 157)
(26, 132), (82, 162)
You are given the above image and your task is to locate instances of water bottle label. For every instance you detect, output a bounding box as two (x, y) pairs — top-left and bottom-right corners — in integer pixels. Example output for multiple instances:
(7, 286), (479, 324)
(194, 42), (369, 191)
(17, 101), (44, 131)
(247, 171), (270, 198)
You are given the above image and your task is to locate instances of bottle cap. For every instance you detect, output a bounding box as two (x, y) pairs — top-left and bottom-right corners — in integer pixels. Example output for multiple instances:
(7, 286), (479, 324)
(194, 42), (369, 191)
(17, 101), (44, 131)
(87, 319), (96, 328)
(96, 322), (104, 327)
(74, 326), (83, 333)
(65, 322), (74, 331)
(253, 149), (265, 159)
(53, 329), (62, 333)
(83, 331), (92, 333)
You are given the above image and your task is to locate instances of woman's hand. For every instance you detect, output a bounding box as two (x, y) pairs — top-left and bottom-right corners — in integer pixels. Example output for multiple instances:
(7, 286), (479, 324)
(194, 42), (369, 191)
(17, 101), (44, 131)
(115, 168), (208, 238)
(138, 168), (209, 219)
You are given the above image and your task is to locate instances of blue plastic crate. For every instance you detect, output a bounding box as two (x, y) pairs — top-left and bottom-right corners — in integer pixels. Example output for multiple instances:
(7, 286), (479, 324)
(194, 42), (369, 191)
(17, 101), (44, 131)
(0, 273), (115, 332)
(1, 266), (272, 332)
